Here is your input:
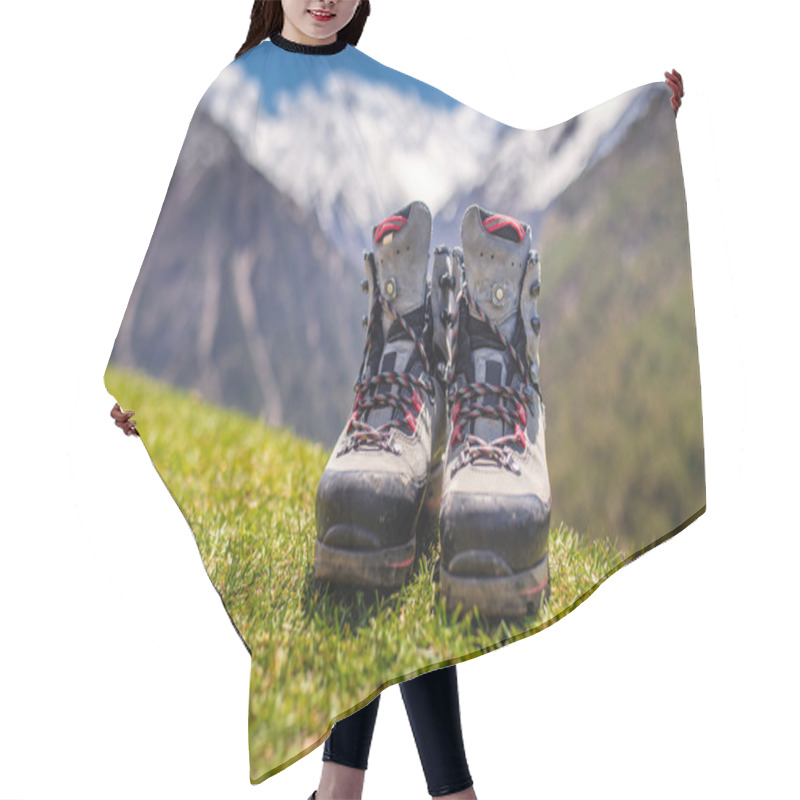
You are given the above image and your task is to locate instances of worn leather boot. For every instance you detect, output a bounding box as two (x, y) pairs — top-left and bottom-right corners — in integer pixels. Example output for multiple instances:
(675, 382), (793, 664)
(439, 205), (551, 617)
(314, 201), (447, 588)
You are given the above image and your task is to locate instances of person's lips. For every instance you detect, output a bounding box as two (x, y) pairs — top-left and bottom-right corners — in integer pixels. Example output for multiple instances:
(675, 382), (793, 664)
(308, 9), (335, 21)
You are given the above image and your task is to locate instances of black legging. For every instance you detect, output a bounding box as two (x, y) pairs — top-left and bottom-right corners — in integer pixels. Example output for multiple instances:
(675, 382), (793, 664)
(323, 665), (473, 797)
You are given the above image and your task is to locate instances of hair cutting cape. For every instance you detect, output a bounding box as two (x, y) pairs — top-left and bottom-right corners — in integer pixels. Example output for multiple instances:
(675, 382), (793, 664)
(105, 35), (704, 783)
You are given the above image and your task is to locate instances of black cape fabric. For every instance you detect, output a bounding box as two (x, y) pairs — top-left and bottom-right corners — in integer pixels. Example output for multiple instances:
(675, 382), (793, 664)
(106, 34), (704, 782)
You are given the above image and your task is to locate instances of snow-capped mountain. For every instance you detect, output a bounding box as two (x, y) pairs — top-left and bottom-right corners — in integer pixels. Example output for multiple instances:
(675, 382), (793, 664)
(432, 82), (664, 246)
(462, 84), (663, 216)
(199, 57), (659, 261)
(201, 62), (497, 259)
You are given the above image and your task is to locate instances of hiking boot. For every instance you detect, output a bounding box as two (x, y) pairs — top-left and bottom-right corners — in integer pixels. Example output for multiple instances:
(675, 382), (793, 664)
(439, 205), (551, 617)
(314, 201), (447, 588)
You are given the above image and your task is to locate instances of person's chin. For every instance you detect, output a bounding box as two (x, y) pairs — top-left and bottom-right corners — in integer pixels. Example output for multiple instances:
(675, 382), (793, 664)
(302, 29), (338, 43)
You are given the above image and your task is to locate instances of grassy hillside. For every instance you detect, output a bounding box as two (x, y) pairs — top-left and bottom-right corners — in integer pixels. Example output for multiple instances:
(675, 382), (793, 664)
(106, 365), (654, 781)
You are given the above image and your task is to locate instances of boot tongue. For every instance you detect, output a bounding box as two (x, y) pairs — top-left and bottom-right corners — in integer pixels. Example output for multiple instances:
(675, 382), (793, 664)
(364, 307), (426, 430)
(373, 202), (431, 341)
(467, 315), (525, 445)
(459, 204), (528, 357)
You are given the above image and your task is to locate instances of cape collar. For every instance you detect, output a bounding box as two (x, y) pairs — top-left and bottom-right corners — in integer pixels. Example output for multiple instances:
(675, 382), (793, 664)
(271, 31), (348, 55)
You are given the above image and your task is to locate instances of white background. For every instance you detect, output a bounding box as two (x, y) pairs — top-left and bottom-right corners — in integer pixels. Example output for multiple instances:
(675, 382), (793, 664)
(1, 1), (797, 798)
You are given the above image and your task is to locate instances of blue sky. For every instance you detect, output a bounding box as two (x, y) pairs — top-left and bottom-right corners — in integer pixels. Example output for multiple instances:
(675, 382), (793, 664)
(236, 38), (461, 116)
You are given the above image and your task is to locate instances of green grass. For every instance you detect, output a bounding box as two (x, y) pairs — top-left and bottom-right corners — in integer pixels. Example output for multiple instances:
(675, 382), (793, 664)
(106, 365), (630, 783)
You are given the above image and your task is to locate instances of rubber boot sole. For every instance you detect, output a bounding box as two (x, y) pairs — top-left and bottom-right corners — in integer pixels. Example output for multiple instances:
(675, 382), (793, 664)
(441, 551), (550, 618)
(314, 532), (417, 589)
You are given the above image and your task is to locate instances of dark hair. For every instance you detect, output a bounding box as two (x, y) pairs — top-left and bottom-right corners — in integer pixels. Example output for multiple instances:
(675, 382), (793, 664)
(235, 1), (371, 59)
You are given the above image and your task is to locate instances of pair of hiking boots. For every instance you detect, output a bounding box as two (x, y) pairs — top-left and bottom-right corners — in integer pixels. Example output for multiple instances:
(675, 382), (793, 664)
(314, 201), (551, 618)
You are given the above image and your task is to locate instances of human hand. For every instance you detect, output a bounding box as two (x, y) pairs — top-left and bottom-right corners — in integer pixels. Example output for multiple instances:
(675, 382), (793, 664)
(665, 68), (684, 116)
(111, 402), (139, 436)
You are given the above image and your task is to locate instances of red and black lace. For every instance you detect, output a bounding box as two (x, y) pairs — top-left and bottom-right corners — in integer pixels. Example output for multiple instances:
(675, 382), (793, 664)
(338, 265), (434, 455)
(446, 263), (540, 475)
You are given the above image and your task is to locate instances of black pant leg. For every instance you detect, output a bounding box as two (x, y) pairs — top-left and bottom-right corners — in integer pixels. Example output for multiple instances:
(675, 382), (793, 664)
(322, 694), (382, 771)
(400, 665), (474, 797)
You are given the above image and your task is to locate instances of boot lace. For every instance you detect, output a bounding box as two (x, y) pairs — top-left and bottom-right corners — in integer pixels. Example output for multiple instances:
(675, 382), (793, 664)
(446, 280), (540, 475)
(338, 284), (433, 456)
